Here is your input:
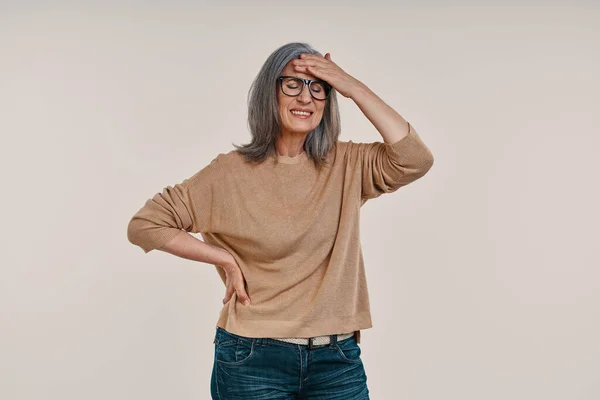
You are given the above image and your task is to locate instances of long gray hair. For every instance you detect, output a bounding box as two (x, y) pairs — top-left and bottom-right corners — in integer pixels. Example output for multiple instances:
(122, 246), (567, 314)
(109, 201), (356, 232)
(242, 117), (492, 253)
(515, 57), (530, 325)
(233, 42), (341, 168)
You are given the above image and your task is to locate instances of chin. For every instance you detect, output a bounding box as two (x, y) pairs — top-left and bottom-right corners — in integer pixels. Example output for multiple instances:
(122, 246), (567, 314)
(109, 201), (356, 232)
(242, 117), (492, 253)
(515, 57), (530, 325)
(291, 125), (317, 134)
(284, 122), (316, 133)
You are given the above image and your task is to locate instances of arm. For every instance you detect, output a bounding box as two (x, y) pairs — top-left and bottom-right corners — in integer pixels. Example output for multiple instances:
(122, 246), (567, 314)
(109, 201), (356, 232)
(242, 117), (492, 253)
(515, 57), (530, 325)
(349, 81), (411, 144)
(294, 52), (415, 145)
(348, 83), (435, 200)
(136, 208), (252, 306)
(127, 157), (220, 253)
(294, 53), (434, 200)
(157, 230), (234, 266)
(126, 158), (251, 304)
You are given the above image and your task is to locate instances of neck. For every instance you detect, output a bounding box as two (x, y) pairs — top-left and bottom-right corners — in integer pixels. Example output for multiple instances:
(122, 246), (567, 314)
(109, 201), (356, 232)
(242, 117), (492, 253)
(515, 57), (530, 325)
(276, 132), (307, 157)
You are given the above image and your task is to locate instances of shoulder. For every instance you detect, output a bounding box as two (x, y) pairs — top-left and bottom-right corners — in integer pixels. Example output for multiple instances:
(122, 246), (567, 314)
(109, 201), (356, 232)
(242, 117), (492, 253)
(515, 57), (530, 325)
(185, 150), (236, 185)
(334, 139), (374, 159)
(335, 139), (376, 152)
(218, 149), (257, 168)
(202, 149), (242, 169)
(198, 148), (261, 175)
(334, 139), (354, 156)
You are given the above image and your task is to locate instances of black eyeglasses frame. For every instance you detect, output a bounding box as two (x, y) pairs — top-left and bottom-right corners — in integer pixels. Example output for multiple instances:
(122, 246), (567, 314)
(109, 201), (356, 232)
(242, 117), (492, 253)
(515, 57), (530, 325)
(277, 75), (332, 100)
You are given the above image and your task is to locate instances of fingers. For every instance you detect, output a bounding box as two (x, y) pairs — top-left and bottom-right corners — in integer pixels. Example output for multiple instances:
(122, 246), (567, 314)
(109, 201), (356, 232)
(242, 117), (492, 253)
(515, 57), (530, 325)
(235, 279), (251, 306)
(222, 266), (251, 306)
(294, 53), (337, 77)
(300, 53), (333, 64)
(295, 58), (327, 69)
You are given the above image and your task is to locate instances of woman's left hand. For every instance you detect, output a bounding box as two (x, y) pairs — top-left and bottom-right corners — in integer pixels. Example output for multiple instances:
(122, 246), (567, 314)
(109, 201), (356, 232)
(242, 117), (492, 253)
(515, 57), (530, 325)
(293, 53), (362, 99)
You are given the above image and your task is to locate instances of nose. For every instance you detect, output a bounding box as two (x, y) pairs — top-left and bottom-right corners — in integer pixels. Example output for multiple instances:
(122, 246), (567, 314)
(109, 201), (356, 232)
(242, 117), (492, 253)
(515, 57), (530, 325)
(297, 83), (313, 103)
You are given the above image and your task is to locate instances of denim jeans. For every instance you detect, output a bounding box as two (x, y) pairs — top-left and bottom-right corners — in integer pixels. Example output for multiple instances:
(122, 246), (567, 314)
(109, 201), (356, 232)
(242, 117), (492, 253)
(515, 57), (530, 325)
(210, 327), (370, 399)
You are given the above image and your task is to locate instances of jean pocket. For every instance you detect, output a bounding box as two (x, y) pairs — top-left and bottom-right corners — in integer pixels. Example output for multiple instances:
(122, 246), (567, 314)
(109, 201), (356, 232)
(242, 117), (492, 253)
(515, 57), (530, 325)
(335, 337), (363, 364)
(215, 338), (256, 366)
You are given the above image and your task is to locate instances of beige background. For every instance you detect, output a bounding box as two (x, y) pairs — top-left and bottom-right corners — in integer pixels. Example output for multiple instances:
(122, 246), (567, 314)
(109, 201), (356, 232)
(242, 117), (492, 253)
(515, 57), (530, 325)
(1, 1), (599, 399)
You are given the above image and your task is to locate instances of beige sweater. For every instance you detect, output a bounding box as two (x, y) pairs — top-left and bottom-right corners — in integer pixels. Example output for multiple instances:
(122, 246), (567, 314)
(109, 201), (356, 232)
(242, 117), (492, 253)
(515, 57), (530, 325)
(127, 125), (434, 343)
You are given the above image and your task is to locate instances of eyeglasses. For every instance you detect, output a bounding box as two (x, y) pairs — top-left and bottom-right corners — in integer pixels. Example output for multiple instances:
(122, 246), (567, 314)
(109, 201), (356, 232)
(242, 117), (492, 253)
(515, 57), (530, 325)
(277, 76), (331, 100)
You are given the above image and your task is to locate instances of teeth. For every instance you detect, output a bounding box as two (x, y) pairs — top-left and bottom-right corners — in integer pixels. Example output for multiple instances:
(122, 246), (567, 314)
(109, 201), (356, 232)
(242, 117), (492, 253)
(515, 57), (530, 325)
(291, 110), (311, 116)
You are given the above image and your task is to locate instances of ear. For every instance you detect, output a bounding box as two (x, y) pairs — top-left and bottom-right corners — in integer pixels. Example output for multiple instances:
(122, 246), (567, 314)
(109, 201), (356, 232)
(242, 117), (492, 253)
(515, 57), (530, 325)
(325, 53), (331, 61)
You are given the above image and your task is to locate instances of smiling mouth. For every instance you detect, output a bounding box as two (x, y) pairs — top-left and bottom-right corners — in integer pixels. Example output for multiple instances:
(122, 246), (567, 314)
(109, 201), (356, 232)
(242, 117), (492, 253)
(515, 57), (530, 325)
(290, 110), (313, 118)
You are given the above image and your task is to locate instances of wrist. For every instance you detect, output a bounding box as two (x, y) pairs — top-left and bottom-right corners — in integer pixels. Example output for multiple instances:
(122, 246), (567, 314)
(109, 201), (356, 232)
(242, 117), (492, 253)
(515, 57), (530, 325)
(348, 80), (369, 101)
(214, 247), (235, 269)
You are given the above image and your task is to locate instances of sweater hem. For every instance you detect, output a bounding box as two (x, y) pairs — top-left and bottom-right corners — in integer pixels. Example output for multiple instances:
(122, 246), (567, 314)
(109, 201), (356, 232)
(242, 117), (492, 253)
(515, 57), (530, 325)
(215, 312), (373, 340)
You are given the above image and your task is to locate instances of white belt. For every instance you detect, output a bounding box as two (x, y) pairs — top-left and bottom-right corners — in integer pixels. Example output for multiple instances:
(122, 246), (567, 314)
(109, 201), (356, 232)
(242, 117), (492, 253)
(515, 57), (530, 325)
(271, 332), (355, 347)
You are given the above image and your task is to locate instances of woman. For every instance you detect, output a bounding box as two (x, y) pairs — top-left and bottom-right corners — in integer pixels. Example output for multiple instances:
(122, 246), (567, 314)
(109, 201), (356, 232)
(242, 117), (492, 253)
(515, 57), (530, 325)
(127, 42), (434, 399)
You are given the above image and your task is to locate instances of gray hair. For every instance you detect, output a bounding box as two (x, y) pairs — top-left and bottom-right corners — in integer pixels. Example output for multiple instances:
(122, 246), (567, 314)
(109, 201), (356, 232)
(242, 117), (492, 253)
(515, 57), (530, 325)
(232, 42), (341, 168)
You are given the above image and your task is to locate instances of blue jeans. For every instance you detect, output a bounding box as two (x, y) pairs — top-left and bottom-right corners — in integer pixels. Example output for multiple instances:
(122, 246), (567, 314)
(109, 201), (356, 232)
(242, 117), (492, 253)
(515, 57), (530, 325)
(210, 327), (370, 399)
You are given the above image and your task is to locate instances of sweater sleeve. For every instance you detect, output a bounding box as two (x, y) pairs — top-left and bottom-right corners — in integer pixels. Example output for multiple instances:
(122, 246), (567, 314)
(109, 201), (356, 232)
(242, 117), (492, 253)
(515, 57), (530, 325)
(126, 156), (221, 253)
(357, 123), (434, 201)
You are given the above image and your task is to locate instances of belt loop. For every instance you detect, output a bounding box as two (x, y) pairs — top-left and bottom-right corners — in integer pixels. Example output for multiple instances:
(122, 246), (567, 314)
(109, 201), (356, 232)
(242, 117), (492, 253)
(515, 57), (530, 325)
(329, 334), (338, 348)
(308, 337), (314, 350)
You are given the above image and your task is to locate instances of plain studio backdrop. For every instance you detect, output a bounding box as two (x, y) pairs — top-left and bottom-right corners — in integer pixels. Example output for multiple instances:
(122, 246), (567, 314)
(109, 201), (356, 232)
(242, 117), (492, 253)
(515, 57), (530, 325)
(1, 1), (598, 399)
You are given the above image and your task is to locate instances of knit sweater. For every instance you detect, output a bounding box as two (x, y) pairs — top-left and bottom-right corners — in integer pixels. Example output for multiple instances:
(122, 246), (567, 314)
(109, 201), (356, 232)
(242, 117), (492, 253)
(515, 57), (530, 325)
(127, 124), (434, 343)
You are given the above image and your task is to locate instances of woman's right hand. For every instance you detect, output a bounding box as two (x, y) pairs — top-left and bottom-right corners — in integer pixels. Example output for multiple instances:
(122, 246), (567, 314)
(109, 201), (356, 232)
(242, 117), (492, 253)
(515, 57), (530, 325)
(220, 259), (251, 306)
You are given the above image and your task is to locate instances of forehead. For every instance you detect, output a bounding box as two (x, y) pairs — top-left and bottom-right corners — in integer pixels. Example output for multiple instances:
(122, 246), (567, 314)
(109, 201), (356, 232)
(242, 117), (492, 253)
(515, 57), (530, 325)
(281, 59), (317, 80)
